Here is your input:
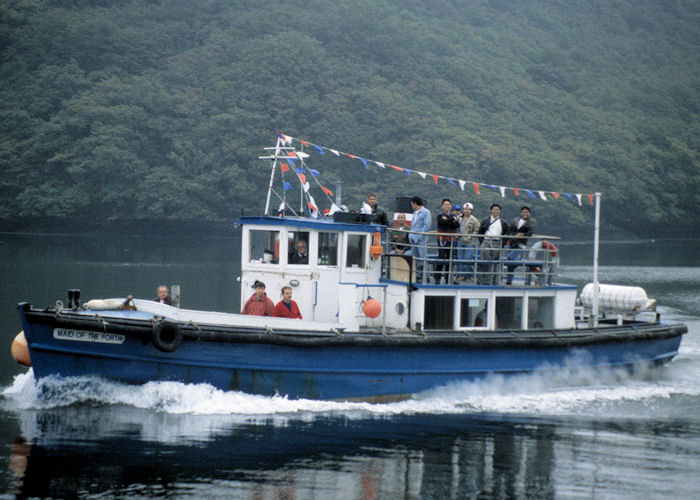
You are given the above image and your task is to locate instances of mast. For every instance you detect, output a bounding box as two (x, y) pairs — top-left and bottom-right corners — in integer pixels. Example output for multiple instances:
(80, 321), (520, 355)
(262, 136), (283, 216)
(260, 136), (299, 216)
(592, 192), (601, 327)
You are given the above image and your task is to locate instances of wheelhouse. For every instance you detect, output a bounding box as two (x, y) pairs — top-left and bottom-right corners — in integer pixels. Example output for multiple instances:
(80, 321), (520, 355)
(238, 216), (577, 333)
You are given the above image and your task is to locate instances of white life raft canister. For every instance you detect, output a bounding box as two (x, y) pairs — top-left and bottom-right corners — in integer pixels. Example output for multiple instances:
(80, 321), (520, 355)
(580, 283), (656, 314)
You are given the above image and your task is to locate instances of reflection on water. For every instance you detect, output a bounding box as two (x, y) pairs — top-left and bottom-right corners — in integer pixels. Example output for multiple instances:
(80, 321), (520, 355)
(4, 405), (557, 499)
(7, 437), (30, 496)
(6, 402), (700, 499)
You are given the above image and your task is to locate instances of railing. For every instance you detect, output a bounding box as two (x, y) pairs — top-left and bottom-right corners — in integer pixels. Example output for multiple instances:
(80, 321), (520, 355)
(382, 228), (560, 286)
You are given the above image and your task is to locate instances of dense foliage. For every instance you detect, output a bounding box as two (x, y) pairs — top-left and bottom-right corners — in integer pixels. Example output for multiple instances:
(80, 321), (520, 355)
(1, 0), (697, 237)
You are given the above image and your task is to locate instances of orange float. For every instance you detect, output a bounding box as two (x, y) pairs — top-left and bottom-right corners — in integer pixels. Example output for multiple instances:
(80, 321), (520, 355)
(370, 232), (383, 260)
(11, 331), (31, 367)
(362, 298), (382, 318)
(542, 240), (558, 258)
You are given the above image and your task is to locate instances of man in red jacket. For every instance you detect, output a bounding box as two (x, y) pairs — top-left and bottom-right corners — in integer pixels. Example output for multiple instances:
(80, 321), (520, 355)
(241, 280), (274, 316)
(272, 286), (303, 319)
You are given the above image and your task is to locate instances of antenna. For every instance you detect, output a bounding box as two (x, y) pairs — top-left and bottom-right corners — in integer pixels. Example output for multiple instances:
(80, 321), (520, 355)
(592, 192), (602, 327)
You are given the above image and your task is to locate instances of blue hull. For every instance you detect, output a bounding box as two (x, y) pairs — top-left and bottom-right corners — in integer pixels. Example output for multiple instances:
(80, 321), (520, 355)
(19, 306), (686, 402)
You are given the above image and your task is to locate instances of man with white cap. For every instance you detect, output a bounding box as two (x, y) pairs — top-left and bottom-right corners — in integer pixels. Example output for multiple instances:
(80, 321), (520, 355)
(478, 204), (510, 284)
(457, 202), (480, 281)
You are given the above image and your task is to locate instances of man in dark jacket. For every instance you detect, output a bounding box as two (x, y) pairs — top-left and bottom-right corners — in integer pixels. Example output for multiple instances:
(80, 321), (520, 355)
(366, 193), (388, 225)
(435, 198), (460, 283)
(505, 206), (537, 285)
(289, 239), (309, 264)
(154, 285), (172, 305)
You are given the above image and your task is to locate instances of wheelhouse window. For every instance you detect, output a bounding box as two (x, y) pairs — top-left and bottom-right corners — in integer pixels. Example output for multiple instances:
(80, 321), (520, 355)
(529, 297), (554, 328)
(425, 296), (454, 329)
(460, 298), (488, 328)
(346, 234), (367, 268)
(249, 230), (280, 264)
(496, 297), (523, 329)
(288, 231), (310, 265)
(318, 232), (338, 266)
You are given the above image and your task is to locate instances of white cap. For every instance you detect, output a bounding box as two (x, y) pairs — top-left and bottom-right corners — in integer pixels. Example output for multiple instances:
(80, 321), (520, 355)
(463, 202), (474, 210)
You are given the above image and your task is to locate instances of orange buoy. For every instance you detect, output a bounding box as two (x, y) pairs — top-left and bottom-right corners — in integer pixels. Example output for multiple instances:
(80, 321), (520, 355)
(11, 331), (31, 367)
(542, 240), (558, 258)
(363, 298), (382, 318)
(370, 232), (383, 260)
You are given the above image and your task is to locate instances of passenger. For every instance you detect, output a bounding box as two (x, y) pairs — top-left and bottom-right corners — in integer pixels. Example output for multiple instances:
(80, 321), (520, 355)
(457, 202), (480, 282)
(474, 307), (487, 327)
(527, 240), (557, 285)
(436, 199), (460, 284)
(289, 239), (309, 264)
(403, 196), (431, 281)
(241, 280), (275, 316)
(474, 308), (499, 328)
(390, 213), (410, 254)
(272, 285), (303, 319)
(478, 204), (509, 285)
(505, 206), (537, 285)
(154, 285), (172, 305)
(365, 192), (389, 225)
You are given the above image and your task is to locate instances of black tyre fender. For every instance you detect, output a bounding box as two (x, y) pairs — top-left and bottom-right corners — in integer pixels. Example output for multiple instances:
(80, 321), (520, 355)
(151, 322), (183, 352)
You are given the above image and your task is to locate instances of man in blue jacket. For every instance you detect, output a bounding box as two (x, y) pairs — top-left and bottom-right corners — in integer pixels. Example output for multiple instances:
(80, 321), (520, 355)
(404, 196), (431, 282)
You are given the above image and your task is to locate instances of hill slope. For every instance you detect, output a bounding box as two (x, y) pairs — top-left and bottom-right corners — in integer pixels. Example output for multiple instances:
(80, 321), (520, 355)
(1, 0), (698, 237)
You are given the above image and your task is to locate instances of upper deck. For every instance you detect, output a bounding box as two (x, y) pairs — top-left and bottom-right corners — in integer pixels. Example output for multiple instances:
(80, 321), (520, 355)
(239, 214), (561, 287)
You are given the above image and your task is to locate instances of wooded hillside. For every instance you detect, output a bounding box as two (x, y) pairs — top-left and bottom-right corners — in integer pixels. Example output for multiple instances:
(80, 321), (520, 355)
(1, 0), (697, 237)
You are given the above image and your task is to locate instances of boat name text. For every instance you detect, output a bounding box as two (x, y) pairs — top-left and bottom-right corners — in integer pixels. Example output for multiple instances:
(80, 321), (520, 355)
(53, 328), (126, 344)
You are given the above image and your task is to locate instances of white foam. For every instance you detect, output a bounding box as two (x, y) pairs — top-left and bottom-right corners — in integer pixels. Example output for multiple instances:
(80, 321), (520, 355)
(3, 361), (699, 421)
(3, 362), (699, 447)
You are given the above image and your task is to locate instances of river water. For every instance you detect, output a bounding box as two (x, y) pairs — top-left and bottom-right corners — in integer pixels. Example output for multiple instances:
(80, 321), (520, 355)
(0, 233), (698, 499)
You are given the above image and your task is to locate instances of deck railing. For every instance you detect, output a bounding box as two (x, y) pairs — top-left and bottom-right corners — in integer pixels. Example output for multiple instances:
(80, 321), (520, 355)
(382, 228), (560, 286)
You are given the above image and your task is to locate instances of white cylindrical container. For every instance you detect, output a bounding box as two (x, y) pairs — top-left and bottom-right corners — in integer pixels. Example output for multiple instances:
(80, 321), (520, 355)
(580, 283), (654, 313)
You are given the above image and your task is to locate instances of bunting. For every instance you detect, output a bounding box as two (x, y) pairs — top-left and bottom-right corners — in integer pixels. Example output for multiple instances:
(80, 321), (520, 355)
(275, 138), (338, 218)
(277, 132), (596, 207)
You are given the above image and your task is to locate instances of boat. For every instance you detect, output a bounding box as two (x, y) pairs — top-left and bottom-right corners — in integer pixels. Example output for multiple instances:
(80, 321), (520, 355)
(12, 136), (688, 402)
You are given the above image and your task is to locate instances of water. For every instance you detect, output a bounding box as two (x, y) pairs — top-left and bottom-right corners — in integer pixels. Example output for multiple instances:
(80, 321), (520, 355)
(0, 233), (698, 499)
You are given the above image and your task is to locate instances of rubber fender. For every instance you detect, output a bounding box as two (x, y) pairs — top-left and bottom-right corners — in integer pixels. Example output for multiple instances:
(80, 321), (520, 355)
(151, 322), (183, 352)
